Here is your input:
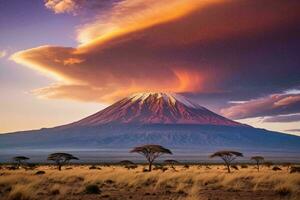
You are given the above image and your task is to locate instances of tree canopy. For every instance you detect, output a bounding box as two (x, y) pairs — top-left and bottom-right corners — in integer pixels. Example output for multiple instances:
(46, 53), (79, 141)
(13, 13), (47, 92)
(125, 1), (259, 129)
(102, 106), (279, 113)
(13, 156), (30, 162)
(13, 156), (30, 168)
(251, 156), (264, 171)
(119, 160), (134, 165)
(210, 150), (243, 173)
(164, 159), (179, 164)
(130, 144), (172, 171)
(47, 153), (78, 170)
(210, 151), (243, 158)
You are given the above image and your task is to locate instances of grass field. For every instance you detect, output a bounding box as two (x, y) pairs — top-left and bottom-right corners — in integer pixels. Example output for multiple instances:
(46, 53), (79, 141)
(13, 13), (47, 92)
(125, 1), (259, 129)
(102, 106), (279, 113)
(0, 164), (299, 200)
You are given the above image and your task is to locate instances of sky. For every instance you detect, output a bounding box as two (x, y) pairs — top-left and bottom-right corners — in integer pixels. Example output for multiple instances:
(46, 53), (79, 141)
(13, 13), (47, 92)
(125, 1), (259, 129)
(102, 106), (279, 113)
(0, 0), (300, 135)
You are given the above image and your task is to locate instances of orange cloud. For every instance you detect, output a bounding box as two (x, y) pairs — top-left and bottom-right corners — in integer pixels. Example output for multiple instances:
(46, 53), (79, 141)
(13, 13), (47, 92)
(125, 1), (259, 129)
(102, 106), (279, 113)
(12, 0), (300, 103)
(77, 0), (222, 45)
(173, 69), (203, 92)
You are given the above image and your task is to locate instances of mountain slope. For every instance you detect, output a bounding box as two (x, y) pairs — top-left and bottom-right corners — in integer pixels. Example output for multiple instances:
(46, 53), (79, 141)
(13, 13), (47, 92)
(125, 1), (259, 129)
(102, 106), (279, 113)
(0, 92), (299, 154)
(64, 92), (242, 127)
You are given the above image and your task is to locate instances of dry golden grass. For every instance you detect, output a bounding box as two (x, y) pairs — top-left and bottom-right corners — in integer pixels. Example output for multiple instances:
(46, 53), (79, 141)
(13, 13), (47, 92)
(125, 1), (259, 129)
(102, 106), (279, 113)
(0, 164), (299, 200)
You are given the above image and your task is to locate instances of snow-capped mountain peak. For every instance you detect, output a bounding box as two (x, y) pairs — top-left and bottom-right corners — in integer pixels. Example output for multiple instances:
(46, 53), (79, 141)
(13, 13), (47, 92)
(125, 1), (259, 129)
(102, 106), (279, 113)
(66, 92), (243, 127)
(128, 92), (201, 109)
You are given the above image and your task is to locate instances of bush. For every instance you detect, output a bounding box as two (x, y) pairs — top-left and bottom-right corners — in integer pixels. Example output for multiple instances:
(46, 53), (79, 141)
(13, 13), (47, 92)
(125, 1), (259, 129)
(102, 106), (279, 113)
(142, 168), (148, 172)
(231, 165), (239, 170)
(272, 166), (282, 171)
(275, 187), (291, 196)
(35, 171), (45, 175)
(51, 189), (60, 195)
(290, 166), (300, 173)
(125, 165), (137, 170)
(240, 164), (248, 168)
(89, 165), (97, 169)
(89, 165), (101, 170)
(85, 184), (101, 194)
(105, 179), (114, 184)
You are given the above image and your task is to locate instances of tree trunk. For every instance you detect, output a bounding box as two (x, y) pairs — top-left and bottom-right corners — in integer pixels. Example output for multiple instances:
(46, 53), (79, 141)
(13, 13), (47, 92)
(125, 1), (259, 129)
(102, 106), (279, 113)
(226, 164), (231, 173)
(257, 163), (259, 172)
(58, 164), (62, 171)
(149, 162), (152, 172)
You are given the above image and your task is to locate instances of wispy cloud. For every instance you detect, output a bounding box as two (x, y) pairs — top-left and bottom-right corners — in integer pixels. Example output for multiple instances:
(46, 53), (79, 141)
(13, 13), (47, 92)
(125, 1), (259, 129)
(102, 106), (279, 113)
(285, 128), (300, 132)
(44, 0), (119, 15)
(221, 94), (300, 120)
(0, 50), (6, 58)
(263, 113), (300, 123)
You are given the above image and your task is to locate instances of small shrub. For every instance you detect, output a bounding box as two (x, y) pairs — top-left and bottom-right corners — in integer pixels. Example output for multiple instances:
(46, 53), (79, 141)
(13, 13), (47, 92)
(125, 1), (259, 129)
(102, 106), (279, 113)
(125, 165), (137, 170)
(85, 184), (101, 194)
(240, 164), (248, 168)
(105, 179), (114, 184)
(7, 166), (18, 170)
(161, 167), (168, 172)
(290, 166), (300, 173)
(231, 165), (239, 170)
(177, 190), (188, 196)
(142, 168), (148, 172)
(272, 166), (282, 171)
(35, 171), (45, 175)
(51, 189), (60, 195)
(275, 187), (291, 196)
(89, 165), (97, 169)
(184, 164), (189, 169)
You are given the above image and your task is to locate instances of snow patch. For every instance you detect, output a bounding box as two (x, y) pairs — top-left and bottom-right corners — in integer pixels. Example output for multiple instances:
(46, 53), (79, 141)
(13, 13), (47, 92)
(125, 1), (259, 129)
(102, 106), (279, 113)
(129, 92), (203, 109)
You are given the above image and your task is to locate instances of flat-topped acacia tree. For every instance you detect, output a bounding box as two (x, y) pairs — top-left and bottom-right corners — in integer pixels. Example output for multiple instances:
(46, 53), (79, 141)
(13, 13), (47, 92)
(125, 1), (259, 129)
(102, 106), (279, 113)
(119, 160), (135, 165)
(164, 159), (179, 169)
(130, 145), (172, 171)
(251, 156), (264, 172)
(47, 153), (78, 171)
(13, 156), (29, 168)
(210, 151), (243, 173)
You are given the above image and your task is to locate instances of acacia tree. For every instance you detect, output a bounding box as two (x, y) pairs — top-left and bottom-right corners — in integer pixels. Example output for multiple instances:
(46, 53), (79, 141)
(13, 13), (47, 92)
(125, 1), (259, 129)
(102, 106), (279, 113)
(119, 160), (134, 165)
(251, 156), (264, 172)
(164, 159), (179, 169)
(47, 153), (78, 171)
(13, 156), (29, 168)
(210, 151), (243, 173)
(130, 145), (172, 171)
(119, 160), (137, 170)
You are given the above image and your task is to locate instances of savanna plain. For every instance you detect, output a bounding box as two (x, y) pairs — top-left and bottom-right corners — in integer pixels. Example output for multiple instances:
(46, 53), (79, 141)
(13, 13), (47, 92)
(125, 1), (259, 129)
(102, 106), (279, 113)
(0, 164), (299, 200)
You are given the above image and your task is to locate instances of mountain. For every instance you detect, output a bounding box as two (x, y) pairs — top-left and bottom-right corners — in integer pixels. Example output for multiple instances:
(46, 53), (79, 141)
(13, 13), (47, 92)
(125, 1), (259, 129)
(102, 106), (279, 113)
(63, 92), (243, 127)
(0, 92), (300, 156)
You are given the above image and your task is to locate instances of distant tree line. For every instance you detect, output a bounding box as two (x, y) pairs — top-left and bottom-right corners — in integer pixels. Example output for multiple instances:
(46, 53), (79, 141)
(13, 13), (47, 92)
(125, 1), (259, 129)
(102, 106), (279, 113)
(8, 144), (300, 173)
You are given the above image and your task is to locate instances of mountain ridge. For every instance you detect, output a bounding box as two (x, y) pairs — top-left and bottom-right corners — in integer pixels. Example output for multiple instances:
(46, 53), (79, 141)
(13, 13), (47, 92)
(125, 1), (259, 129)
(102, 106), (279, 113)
(0, 92), (299, 154)
(62, 92), (244, 128)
